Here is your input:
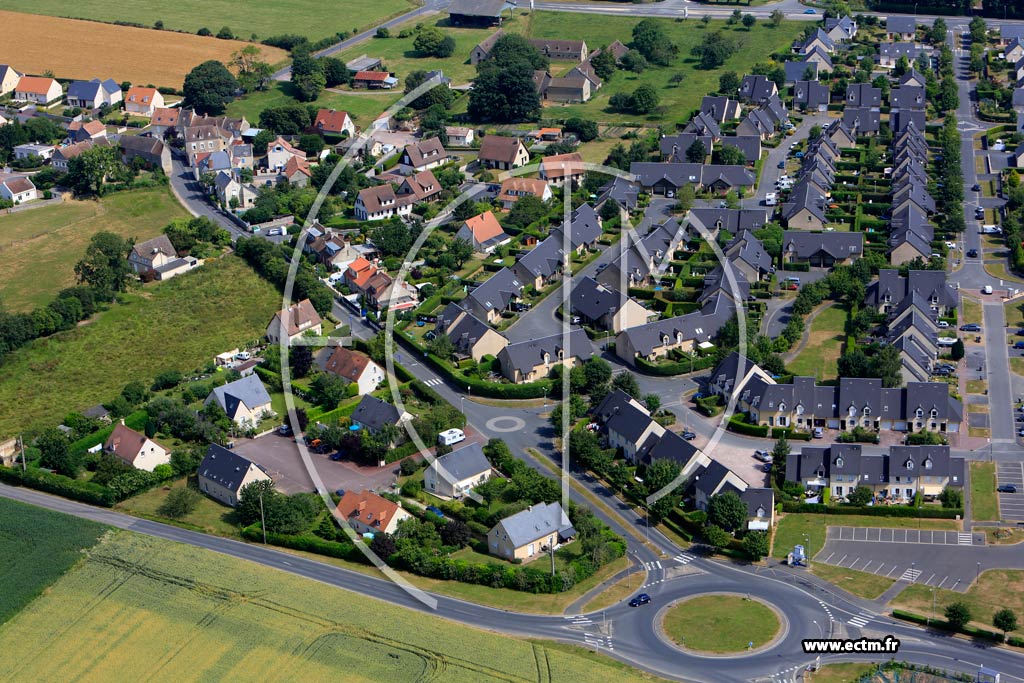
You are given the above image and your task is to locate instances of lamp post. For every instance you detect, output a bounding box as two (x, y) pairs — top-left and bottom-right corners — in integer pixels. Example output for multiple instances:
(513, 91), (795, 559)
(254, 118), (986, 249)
(259, 490), (267, 545)
(977, 561), (981, 584)
(930, 585), (936, 625)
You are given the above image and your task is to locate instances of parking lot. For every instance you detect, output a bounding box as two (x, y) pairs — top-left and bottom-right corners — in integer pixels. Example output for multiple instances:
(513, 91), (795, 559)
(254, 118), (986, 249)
(997, 461), (1024, 522)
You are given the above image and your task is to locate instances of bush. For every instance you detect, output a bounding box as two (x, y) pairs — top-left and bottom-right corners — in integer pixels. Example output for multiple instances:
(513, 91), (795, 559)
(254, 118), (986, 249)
(727, 414), (769, 437)
(241, 523), (362, 561)
(780, 502), (962, 519)
(0, 465), (115, 506)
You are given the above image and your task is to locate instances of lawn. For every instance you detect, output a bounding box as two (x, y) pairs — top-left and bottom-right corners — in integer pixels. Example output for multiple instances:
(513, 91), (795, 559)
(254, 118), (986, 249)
(808, 663), (877, 683)
(892, 569), (1024, 631)
(0, 188), (189, 311)
(772, 513), (960, 560)
(0, 256), (280, 434)
(581, 569), (641, 613)
(227, 81), (402, 128)
(985, 260), (1024, 284)
(1006, 299), (1024, 328)
(962, 298), (982, 325)
(0, 11), (287, 89)
(662, 594), (780, 653)
(0, 497), (107, 623)
(1012, 357), (1024, 376)
(115, 478), (241, 537)
(0, 0), (414, 43)
(787, 305), (847, 380)
(971, 461), (999, 522)
(522, 14), (806, 124)
(967, 379), (988, 394)
(810, 562), (895, 600)
(0, 530), (667, 683)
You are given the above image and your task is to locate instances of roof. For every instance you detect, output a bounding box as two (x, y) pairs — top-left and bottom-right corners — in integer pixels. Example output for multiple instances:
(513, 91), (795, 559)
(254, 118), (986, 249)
(479, 135), (525, 165)
(283, 155), (311, 179)
(337, 489), (406, 530)
(785, 60), (818, 84)
(540, 152), (584, 179)
(473, 28), (506, 56)
(351, 394), (405, 432)
(636, 429), (701, 469)
(357, 184), (404, 214)
(270, 299), (322, 338)
(886, 16), (917, 34)
(314, 108), (352, 134)
(467, 267), (524, 313)
(429, 442), (491, 483)
(498, 177), (549, 202)
(132, 234), (176, 261)
(449, 0), (509, 16)
(552, 203), (602, 250)
(708, 351), (767, 396)
(783, 231), (864, 260)
(151, 107), (180, 128)
(462, 211), (507, 244)
(1, 176), (34, 195)
(738, 74), (776, 103)
(793, 80), (830, 107)
(325, 346), (376, 382)
(354, 70), (391, 82)
(570, 276), (630, 321)
(66, 78), (119, 102)
(689, 208), (769, 234)
(436, 303), (503, 354)
(616, 293), (736, 357)
(209, 374), (272, 419)
(198, 444), (265, 494)
(740, 488), (774, 518)
(401, 137), (447, 169)
(104, 423), (152, 464)
(119, 134), (166, 157)
(125, 86), (159, 105)
(492, 502), (574, 547)
(498, 328), (591, 375)
(718, 135), (761, 164)
(67, 120), (106, 139)
(15, 76), (58, 95)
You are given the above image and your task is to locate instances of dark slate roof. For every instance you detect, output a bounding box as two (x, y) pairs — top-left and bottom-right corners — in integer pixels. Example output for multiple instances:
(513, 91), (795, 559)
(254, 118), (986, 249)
(660, 133), (714, 162)
(683, 111), (722, 138)
(209, 374), (271, 420)
(865, 270), (958, 310)
(891, 109), (927, 134)
(782, 231), (863, 260)
(794, 80), (830, 108)
(494, 501), (574, 547)
(846, 83), (882, 107)
(843, 107), (881, 133)
(699, 95), (741, 123)
(689, 208), (769, 234)
(449, 0), (509, 16)
(637, 429), (700, 469)
(727, 230), (772, 274)
(886, 16), (917, 34)
(699, 264), (750, 306)
(617, 292), (736, 357)
(497, 328), (592, 375)
(900, 69), (927, 86)
(552, 203), (602, 250)
(786, 61), (819, 84)
(632, 162), (701, 188)
(694, 460), (732, 498)
(738, 74), (776, 103)
(719, 136), (761, 164)
(351, 394), (403, 432)
(67, 78), (120, 103)
(708, 351), (763, 396)
(437, 302), (501, 353)
(432, 442), (491, 482)
(740, 488), (774, 518)
(514, 236), (565, 280)
(891, 85), (926, 110)
(786, 446), (828, 482)
(198, 444), (266, 495)
(802, 28), (836, 52)
(593, 388), (648, 422)
(570, 276), (630, 321)
(467, 267), (523, 313)
(880, 42), (923, 60)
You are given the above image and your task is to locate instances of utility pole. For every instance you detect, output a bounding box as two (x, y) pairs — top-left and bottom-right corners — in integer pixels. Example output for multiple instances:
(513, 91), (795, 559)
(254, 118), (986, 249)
(18, 434), (25, 472)
(549, 543), (556, 576)
(259, 491), (267, 545)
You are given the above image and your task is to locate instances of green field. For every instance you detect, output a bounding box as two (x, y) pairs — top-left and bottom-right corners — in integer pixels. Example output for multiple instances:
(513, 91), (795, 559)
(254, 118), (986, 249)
(227, 82), (401, 128)
(0, 189), (188, 311)
(787, 305), (847, 381)
(0, 256), (280, 434)
(971, 461), (999, 522)
(0, 528), (670, 683)
(0, 0), (415, 42)
(662, 594), (780, 653)
(0, 497), (107, 623)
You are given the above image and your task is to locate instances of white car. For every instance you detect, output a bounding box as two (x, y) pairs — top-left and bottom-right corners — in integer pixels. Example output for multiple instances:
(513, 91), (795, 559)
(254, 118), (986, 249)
(937, 321), (950, 328)
(945, 241), (957, 249)
(765, 193), (777, 206)
(984, 285), (993, 294)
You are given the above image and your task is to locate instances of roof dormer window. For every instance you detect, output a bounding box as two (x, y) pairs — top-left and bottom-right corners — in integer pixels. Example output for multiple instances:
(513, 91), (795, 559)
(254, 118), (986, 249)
(906, 459), (914, 470)
(835, 456), (844, 468)
(924, 458), (933, 470)
(915, 408), (923, 418)
(863, 406), (871, 416)
(930, 408), (938, 418)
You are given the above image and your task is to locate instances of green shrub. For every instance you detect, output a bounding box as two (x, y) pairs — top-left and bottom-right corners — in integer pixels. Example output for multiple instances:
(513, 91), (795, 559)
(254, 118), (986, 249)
(727, 414), (769, 437)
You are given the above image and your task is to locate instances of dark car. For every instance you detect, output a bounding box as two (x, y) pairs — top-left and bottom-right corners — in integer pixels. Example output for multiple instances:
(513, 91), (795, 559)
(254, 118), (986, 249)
(329, 451), (345, 461)
(777, 161), (786, 169)
(961, 323), (981, 332)
(426, 505), (446, 519)
(998, 484), (1018, 493)
(1016, 342), (1024, 350)
(972, 183), (981, 192)
(692, 392), (706, 401)
(762, 463), (772, 473)
(967, 249), (979, 258)
(335, 489), (346, 497)
(975, 208), (986, 219)
(681, 431), (696, 441)
(933, 367), (952, 376)
(629, 593), (652, 607)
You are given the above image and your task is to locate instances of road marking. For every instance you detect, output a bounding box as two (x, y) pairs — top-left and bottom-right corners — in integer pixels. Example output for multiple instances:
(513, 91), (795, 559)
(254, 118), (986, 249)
(837, 554), (847, 566)
(924, 573), (936, 585)
(424, 377), (443, 387)
(937, 576), (949, 588)
(958, 533), (974, 545)
(643, 561), (662, 571)
(823, 552), (835, 563)
(900, 568), (922, 582)
(848, 613), (871, 628)
(847, 558), (862, 570)
(673, 553), (695, 565)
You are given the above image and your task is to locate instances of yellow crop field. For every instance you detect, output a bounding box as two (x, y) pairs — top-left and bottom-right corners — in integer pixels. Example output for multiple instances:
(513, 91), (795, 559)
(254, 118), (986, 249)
(0, 531), (668, 683)
(0, 11), (287, 88)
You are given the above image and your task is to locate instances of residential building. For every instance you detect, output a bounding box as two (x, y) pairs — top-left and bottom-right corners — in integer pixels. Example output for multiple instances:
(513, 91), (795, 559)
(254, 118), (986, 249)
(724, 231), (773, 282)
(688, 208), (769, 236)
(13, 76), (61, 103)
(569, 276), (649, 333)
(363, 270), (419, 311)
(445, 126), (475, 146)
(487, 502), (575, 561)
(424, 442), (494, 499)
(864, 269), (958, 316)
(449, 0), (511, 26)
(66, 120), (107, 143)
(281, 156), (311, 186)
(197, 444), (271, 507)
(539, 152), (585, 187)
(266, 298), (323, 344)
(692, 460), (750, 512)
(880, 43), (924, 68)
(0, 174), (37, 205)
(707, 351), (777, 400)
(470, 29), (505, 65)
(700, 96), (742, 123)
(478, 135), (530, 170)
(266, 136), (305, 172)
(313, 109), (355, 137)
(124, 87), (164, 116)
(886, 16), (917, 41)
(497, 177), (551, 210)
(464, 267), (524, 323)
(782, 231), (864, 267)
(511, 236), (565, 290)
(532, 70), (593, 103)
(149, 108), (180, 137)
(592, 389), (665, 462)
(528, 39), (588, 61)
(350, 395), (413, 437)
(738, 74), (778, 103)
(456, 211), (511, 254)
(119, 134), (172, 174)
(206, 375), (273, 428)
(398, 137), (448, 174)
(352, 71), (398, 89)
(434, 302), (510, 361)
(184, 125), (231, 165)
(630, 162), (755, 196)
(354, 184), (413, 221)
(497, 328), (591, 384)
(324, 346), (384, 395)
(66, 78), (122, 109)
(103, 421), (169, 472)
(336, 489), (412, 535)
(793, 80), (830, 112)
(825, 15), (858, 42)
(128, 235), (178, 275)
(614, 293), (736, 366)
(0, 64), (21, 96)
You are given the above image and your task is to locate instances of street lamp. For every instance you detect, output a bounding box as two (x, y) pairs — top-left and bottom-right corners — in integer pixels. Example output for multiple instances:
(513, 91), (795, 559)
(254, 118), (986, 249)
(977, 561), (981, 584)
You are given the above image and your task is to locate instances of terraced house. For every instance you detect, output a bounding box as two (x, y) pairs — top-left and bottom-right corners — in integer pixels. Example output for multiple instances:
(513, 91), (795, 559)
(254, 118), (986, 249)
(496, 328), (591, 384)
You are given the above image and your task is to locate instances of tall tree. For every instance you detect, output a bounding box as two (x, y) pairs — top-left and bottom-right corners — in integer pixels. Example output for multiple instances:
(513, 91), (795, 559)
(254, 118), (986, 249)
(66, 144), (120, 196)
(291, 53), (326, 102)
(631, 18), (678, 66)
(183, 60), (239, 115)
(707, 491), (746, 532)
(75, 232), (135, 300)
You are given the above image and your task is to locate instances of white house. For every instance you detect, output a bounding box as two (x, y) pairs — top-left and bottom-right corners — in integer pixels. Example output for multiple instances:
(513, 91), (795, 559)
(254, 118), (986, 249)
(103, 421), (170, 472)
(266, 298), (323, 344)
(13, 76), (62, 104)
(424, 442), (494, 499)
(266, 136), (305, 172)
(0, 176), (37, 204)
(205, 374), (274, 429)
(324, 346), (385, 395)
(124, 87), (164, 116)
(197, 444), (271, 507)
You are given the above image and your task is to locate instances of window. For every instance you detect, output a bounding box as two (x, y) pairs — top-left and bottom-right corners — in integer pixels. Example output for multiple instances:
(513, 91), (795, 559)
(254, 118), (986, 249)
(835, 456), (844, 468)
(906, 460), (914, 470)
(924, 458), (933, 470)
(915, 408), (923, 418)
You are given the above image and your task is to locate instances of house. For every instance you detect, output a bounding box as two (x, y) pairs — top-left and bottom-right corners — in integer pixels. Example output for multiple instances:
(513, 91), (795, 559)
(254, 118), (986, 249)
(592, 389), (665, 462)
(344, 257), (378, 294)
(497, 177), (551, 210)
(785, 60), (819, 85)
(445, 126), (475, 146)
(184, 125), (232, 165)
(464, 267), (524, 323)
(350, 395), (413, 436)
(736, 109), (776, 139)
(354, 184), (413, 221)
(846, 83), (881, 108)
(324, 346), (384, 395)
(352, 71), (398, 89)
(487, 502), (575, 561)
(230, 143), (254, 172)
(313, 109), (355, 137)
(11, 143), (53, 162)
(825, 15), (858, 42)
(688, 208), (769, 236)
(725, 231), (773, 282)
(124, 87), (164, 116)
(539, 152), (585, 187)
(206, 375), (273, 428)
(631, 162), (754, 196)
(511, 236), (565, 290)
(336, 489), (412, 535)
(740, 488), (775, 531)
(660, 133), (714, 163)
(497, 328), (591, 384)
(528, 39), (588, 62)
(149, 108), (181, 137)
(193, 149), (232, 179)
(692, 460), (750, 512)
(597, 217), (685, 289)
(266, 299), (323, 344)
(449, 0), (512, 26)
(781, 179), (828, 230)
(363, 271), (419, 311)
(707, 350), (777, 401)
(1006, 38), (1024, 63)
(0, 64), (21, 96)
(879, 43), (923, 68)
(213, 171), (247, 209)
(398, 137), (447, 174)
(824, 120), (856, 149)
(793, 80), (830, 112)
(197, 444), (271, 507)
(614, 293), (736, 366)
(886, 16), (917, 41)
(738, 74), (777, 104)
(103, 421), (169, 472)
(424, 442), (494, 499)
(66, 78), (122, 109)
(864, 269), (958, 316)
(1001, 25), (1024, 46)
(569, 276), (650, 333)
(552, 203), (603, 255)
(119, 134), (172, 174)
(802, 46), (834, 73)
(478, 135), (530, 170)
(798, 29), (836, 55)
(564, 62), (603, 94)
(128, 235), (177, 275)
(395, 170), (442, 204)
(782, 231), (864, 267)
(717, 136), (762, 166)
(470, 29), (505, 65)
(700, 96), (742, 123)
(281, 156), (311, 187)
(683, 112), (722, 138)
(456, 211), (511, 254)
(83, 405), (112, 424)
(635, 430), (710, 481)
(51, 140), (99, 171)
(66, 120), (107, 143)
(900, 69), (927, 88)
(266, 136), (305, 172)
(13, 76), (61, 104)
(434, 302), (509, 361)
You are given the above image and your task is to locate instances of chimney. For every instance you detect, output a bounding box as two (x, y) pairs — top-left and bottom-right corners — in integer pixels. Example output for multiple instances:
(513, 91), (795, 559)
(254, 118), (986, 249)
(527, 505), (533, 513)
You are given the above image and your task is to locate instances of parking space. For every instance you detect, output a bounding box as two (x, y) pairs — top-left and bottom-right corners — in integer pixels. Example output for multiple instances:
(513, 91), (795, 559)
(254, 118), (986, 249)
(826, 527), (982, 546)
(997, 462), (1024, 521)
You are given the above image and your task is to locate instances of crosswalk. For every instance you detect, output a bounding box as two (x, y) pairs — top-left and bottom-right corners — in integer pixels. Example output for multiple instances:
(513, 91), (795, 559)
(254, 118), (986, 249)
(958, 533), (973, 545)
(423, 377), (443, 387)
(899, 568), (922, 582)
(564, 615), (613, 651)
(643, 560), (662, 571)
(673, 553), (695, 565)
(566, 614), (592, 627)
(848, 611), (872, 629)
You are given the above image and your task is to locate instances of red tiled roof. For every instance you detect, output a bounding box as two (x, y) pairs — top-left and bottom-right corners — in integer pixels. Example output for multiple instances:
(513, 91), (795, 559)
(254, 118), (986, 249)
(354, 71), (390, 81)
(314, 109), (352, 134)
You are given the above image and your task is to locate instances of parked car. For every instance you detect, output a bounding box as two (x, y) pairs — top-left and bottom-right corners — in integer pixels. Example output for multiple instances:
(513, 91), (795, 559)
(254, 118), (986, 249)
(967, 248), (979, 257)
(972, 183), (981, 192)
(998, 484), (1018, 493)
(937, 321), (949, 328)
(933, 368), (952, 376)
(813, 427), (824, 438)
(762, 463), (773, 473)
(961, 323), (982, 332)
(1015, 341), (1024, 350)
(629, 593), (652, 607)
(438, 428), (466, 446)
(425, 505), (446, 519)
(777, 161), (786, 169)
(329, 451), (344, 461)
(278, 424), (292, 435)
(803, 7), (816, 12)
(975, 207), (986, 219)
(983, 285), (993, 295)
(754, 450), (772, 463)
(681, 431), (697, 441)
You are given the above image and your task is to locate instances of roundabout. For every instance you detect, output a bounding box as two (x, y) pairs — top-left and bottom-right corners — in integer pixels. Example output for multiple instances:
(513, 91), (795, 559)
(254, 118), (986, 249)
(660, 593), (784, 656)
(485, 415), (528, 433)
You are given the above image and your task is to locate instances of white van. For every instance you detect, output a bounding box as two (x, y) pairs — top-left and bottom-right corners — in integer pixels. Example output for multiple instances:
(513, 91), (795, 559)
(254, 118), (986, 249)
(437, 428), (466, 446)
(235, 351), (252, 361)
(981, 225), (1001, 234)
(765, 193), (778, 206)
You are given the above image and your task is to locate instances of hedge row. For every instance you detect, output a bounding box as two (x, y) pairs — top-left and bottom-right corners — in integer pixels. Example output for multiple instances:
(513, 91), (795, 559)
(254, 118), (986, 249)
(727, 414), (769, 437)
(69, 409), (149, 453)
(241, 523), (363, 561)
(634, 353), (717, 377)
(781, 501), (963, 518)
(0, 465), (116, 507)
(771, 427), (812, 441)
(892, 609), (1007, 643)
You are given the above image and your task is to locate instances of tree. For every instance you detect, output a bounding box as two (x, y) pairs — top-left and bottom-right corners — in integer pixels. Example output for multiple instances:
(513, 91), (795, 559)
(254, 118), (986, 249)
(707, 491), (746, 532)
(939, 487), (963, 509)
(620, 51), (647, 74)
(66, 144), (121, 196)
(612, 371), (640, 398)
(583, 358), (612, 394)
(370, 532), (397, 558)
(258, 105), (312, 135)
(718, 71), (740, 95)
(290, 344), (313, 377)
(691, 31), (737, 70)
(75, 232), (135, 300)
(468, 62), (540, 123)
(769, 10), (784, 27)
(704, 524), (731, 549)
(995, 608), (1018, 637)
(488, 34), (549, 71)
(644, 393), (661, 414)
(183, 60), (239, 115)
(231, 45), (274, 92)
(414, 27), (454, 57)
(371, 219), (413, 257)
(237, 479), (278, 526)
(404, 70), (455, 110)
(439, 519), (472, 547)
(631, 19), (678, 66)
(590, 49), (617, 80)
(291, 53), (326, 102)
(951, 338), (965, 361)
(37, 427), (80, 477)
(564, 117), (598, 143)
(727, 9), (742, 25)
(969, 16), (987, 45)
(929, 18), (947, 46)
(742, 14), (756, 29)
(743, 530), (769, 559)
(945, 601), (971, 630)
(310, 372), (348, 408)
(629, 84), (660, 114)
(685, 139), (707, 163)
(158, 486), (201, 518)
(716, 144), (745, 166)
(846, 486), (873, 506)
(506, 194), (548, 229)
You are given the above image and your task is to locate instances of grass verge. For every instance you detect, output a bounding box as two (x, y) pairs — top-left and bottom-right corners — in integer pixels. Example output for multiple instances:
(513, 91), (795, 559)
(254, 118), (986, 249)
(662, 594), (780, 653)
(810, 563), (895, 600)
(772, 513), (960, 560)
(891, 569), (1024, 632)
(786, 305), (846, 381)
(971, 461), (999, 522)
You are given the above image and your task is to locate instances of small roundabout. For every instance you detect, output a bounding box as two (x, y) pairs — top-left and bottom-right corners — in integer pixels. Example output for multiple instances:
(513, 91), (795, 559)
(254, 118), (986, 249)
(659, 592), (785, 656)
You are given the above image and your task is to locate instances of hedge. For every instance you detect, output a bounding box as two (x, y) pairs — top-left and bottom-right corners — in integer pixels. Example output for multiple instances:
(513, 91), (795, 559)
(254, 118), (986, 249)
(727, 414), (769, 437)
(241, 523), (363, 561)
(69, 409), (149, 453)
(781, 501), (963, 519)
(0, 465), (116, 507)
(634, 353), (717, 377)
(892, 609), (1005, 642)
(771, 427), (812, 441)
